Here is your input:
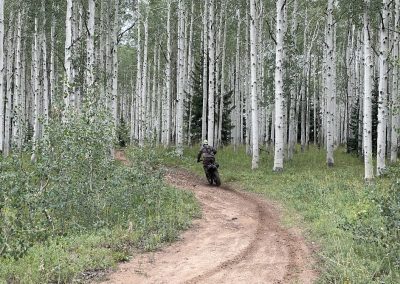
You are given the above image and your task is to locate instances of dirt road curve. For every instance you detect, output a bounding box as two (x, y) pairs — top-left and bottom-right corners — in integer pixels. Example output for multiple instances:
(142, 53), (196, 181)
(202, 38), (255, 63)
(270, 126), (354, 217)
(102, 168), (317, 284)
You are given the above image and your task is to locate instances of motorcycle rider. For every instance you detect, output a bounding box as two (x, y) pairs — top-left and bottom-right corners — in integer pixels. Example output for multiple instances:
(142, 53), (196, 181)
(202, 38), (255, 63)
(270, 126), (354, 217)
(197, 140), (217, 178)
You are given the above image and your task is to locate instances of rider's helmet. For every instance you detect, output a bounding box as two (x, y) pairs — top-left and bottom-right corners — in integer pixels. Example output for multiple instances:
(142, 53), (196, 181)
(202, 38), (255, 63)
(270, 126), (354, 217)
(203, 140), (208, 145)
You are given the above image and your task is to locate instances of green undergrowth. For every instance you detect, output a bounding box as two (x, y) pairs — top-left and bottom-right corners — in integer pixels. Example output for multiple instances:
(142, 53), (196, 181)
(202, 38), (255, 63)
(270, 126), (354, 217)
(164, 145), (399, 284)
(0, 147), (199, 283)
(0, 102), (199, 284)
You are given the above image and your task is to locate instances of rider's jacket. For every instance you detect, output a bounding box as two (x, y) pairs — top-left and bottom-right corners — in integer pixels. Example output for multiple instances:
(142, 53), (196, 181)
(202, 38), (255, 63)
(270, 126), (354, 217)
(197, 145), (217, 161)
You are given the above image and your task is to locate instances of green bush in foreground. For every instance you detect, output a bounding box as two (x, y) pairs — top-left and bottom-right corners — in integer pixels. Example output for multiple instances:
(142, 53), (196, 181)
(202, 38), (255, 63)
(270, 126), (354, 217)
(168, 145), (399, 284)
(0, 104), (199, 283)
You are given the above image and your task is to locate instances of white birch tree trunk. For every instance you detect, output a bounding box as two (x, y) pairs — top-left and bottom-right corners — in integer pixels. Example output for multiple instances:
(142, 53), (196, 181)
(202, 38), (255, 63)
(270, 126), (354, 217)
(326, 0), (335, 167)
(86, 0), (95, 92)
(13, 10), (22, 148)
(140, 13), (149, 147)
(202, 1), (208, 143)
(250, 0), (259, 169)
(207, 0), (215, 146)
(41, 0), (49, 128)
(132, 21), (142, 144)
(151, 45), (157, 141)
(377, 0), (390, 176)
(111, 0), (119, 135)
(391, 0), (400, 163)
(20, 41), (26, 148)
(363, 0), (374, 180)
(50, 4), (57, 109)
(245, 11), (251, 155)
(165, 0), (172, 146)
(4, 14), (14, 157)
(31, 18), (40, 161)
(176, 0), (185, 154)
(218, 9), (227, 146)
(187, 1), (194, 146)
(233, 10), (241, 150)
(273, 0), (286, 172)
(156, 43), (161, 145)
(64, 0), (73, 117)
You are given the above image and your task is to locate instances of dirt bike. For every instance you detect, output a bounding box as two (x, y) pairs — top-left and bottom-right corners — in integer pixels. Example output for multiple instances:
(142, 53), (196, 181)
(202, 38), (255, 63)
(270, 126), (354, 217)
(200, 160), (221, 186)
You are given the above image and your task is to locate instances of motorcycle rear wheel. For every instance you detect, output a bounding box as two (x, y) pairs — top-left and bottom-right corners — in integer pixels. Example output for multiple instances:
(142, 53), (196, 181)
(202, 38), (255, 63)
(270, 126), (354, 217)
(207, 174), (213, 185)
(214, 172), (221, 186)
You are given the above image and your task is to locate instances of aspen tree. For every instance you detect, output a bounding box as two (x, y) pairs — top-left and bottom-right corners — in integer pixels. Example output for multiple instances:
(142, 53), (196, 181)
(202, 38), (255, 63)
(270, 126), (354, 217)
(31, 18), (40, 161)
(156, 43), (161, 145)
(325, 0), (335, 167)
(273, 0), (286, 172)
(140, 12), (149, 147)
(233, 9), (241, 150)
(215, 1), (224, 147)
(86, 0), (95, 91)
(250, 0), (259, 169)
(287, 0), (298, 160)
(41, 0), (49, 127)
(377, 0), (390, 176)
(281, 2), (288, 160)
(257, 0), (265, 146)
(390, 0), (400, 163)
(111, 0), (119, 132)
(151, 44), (157, 141)
(132, 22), (142, 144)
(13, 10), (22, 148)
(202, 0), (208, 142)
(187, 1), (194, 146)
(207, 0), (215, 146)
(176, 0), (185, 155)
(64, 0), (74, 116)
(300, 13), (308, 153)
(99, 0), (107, 102)
(245, 11), (251, 155)
(218, 5), (227, 147)
(50, 3), (57, 108)
(74, 2), (83, 111)
(363, 0), (374, 180)
(165, 0), (172, 146)
(4, 13), (14, 157)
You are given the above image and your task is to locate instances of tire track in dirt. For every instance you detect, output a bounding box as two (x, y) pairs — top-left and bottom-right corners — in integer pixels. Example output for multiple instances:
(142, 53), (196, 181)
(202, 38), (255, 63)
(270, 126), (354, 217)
(100, 167), (317, 284)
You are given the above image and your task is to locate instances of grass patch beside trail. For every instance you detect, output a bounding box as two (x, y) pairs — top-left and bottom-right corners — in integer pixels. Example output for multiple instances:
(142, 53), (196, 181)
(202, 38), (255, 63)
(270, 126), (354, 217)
(0, 147), (200, 283)
(164, 145), (399, 284)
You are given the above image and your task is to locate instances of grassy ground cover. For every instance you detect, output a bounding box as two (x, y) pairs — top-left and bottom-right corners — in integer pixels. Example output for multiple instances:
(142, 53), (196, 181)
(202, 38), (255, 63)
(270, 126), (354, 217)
(165, 145), (399, 284)
(0, 147), (200, 283)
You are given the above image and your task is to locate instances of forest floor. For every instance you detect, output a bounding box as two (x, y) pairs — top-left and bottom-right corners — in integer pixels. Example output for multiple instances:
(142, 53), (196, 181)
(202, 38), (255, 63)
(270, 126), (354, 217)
(100, 156), (318, 283)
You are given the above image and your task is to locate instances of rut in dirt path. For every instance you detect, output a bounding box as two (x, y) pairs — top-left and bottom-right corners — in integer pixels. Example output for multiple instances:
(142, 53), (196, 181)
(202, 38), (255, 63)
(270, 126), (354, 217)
(101, 168), (317, 284)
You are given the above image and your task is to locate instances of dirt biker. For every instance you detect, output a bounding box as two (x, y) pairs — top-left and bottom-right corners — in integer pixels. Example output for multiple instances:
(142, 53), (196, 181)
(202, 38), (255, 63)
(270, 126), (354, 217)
(197, 140), (217, 172)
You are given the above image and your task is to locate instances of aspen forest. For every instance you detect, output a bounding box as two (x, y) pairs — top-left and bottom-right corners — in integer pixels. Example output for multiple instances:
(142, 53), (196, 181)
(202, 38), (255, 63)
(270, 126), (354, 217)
(0, 0), (399, 283)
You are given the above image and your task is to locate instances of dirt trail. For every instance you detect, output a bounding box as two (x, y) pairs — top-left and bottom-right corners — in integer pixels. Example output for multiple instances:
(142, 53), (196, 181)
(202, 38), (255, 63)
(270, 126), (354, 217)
(102, 167), (317, 284)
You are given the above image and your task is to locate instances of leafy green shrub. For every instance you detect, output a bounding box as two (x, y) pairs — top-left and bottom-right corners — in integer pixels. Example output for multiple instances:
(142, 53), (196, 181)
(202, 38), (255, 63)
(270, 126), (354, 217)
(0, 100), (199, 282)
(340, 167), (400, 280)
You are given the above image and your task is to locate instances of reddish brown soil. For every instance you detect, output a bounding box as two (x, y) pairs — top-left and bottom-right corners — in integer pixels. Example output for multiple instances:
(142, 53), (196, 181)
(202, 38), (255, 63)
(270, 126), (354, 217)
(100, 161), (318, 284)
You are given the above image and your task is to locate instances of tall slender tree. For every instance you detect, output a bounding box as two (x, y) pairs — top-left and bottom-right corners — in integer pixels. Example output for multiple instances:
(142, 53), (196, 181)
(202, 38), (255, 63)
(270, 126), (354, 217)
(176, 0), (185, 154)
(377, 0), (390, 176)
(363, 0), (374, 180)
(390, 0), (400, 163)
(273, 0), (286, 172)
(86, 0), (95, 92)
(325, 0), (336, 167)
(250, 0), (259, 169)
(207, 0), (215, 146)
